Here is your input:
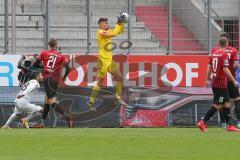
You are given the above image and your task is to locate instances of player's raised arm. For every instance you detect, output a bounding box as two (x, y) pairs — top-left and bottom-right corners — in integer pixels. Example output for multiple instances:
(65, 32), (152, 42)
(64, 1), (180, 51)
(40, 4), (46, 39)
(60, 56), (70, 81)
(33, 52), (44, 68)
(98, 13), (127, 38)
(17, 56), (26, 69)
(62, 63), (70, 80)
(99, 24), (124, 38)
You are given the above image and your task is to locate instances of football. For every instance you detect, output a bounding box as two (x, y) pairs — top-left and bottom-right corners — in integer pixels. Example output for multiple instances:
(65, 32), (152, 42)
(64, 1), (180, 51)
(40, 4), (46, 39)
(121, 12), (129, 23)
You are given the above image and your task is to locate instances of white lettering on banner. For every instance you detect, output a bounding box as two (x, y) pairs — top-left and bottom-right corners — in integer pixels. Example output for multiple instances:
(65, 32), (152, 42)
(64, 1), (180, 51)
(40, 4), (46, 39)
(64, 62), (200, 87)
(0, 55), (21, 86)
(186, 63), (199, 86)
(87, 62), (97, 86)
(65, 60), (84, 86)
(161, 63), (183, 86)
(0, 65), (12, 86)
(123, 63), (136, 86)
(107, 73), (114, 86)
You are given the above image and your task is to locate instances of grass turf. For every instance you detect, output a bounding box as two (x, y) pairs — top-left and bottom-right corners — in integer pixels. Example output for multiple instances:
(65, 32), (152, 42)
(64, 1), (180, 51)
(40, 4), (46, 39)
(0, 128), (240, 160)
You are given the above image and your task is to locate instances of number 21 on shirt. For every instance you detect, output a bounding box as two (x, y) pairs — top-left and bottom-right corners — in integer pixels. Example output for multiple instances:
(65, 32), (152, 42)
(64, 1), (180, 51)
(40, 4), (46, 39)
(47, 55), (57, 69)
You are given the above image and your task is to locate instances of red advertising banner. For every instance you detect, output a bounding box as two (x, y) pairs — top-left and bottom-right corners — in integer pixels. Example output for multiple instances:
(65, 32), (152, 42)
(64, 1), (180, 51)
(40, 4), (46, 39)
(63, 55), (209, 87)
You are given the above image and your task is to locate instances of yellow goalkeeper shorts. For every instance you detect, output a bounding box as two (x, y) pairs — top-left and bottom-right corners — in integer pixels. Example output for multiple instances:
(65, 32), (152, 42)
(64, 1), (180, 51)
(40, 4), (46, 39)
(97, 59), (119, 79)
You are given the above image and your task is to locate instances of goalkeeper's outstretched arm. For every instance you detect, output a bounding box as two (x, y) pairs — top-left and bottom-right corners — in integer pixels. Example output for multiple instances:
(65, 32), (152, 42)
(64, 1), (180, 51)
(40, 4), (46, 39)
(99, 13), (127, 38)
(99, 23), (124, 38)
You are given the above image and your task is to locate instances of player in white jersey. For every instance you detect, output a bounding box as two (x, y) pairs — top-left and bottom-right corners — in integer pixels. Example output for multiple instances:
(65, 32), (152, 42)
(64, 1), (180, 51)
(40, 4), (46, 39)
(2, 69), (44, 129)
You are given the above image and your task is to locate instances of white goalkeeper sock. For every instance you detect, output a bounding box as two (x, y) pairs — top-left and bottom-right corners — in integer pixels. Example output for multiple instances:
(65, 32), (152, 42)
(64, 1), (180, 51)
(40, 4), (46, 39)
(5, 113), (18, 126)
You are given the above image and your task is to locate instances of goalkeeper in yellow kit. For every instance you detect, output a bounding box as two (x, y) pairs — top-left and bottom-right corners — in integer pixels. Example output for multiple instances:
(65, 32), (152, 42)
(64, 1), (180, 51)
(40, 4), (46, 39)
(88, 14), (128, 111)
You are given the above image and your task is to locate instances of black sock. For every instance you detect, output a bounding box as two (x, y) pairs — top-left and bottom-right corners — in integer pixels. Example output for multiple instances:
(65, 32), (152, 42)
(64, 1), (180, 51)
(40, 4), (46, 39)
(51, 103), (67, 118)
(219, 109), (226, 124)
(41, 103), (51, 122)
(223, 108), (231, 125)
(234, 100), (240, 121)
(203, 106), (217, 122)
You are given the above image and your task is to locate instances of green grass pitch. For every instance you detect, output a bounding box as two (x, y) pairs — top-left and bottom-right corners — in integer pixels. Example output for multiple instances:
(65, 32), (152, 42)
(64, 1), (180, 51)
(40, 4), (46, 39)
(0, 128), (240, 160)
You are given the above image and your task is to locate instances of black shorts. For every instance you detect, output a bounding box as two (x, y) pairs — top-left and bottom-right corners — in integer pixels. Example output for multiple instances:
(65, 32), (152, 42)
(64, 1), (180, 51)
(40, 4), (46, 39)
(43, 77), (59, 99)
(227, 81), (240, 99)
(212, 87), (230, 105)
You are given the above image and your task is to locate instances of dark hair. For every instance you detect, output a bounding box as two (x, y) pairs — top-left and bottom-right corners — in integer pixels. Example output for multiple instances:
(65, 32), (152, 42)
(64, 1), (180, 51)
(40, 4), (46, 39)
(48, 38), (58, 49)
(28, 68), (42, 80)
(220, 33), (230, 40)
(98, 18), (108, 24)
(24, 60), (32, 68)
(219, 37), (228, 48)
(33, 54), (39, 57)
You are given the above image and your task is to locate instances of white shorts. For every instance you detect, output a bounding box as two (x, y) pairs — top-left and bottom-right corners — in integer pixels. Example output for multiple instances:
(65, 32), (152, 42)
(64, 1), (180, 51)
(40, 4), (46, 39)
(14, 101), (42, 115)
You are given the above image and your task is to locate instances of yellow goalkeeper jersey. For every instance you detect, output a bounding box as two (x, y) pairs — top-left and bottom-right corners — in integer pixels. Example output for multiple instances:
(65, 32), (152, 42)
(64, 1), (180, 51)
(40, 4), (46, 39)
(97, 23), (124, 60)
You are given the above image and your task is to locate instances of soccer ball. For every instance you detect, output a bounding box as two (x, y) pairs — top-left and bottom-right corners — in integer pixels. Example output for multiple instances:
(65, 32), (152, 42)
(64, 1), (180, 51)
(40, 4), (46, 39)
(121, 12), (129, 23)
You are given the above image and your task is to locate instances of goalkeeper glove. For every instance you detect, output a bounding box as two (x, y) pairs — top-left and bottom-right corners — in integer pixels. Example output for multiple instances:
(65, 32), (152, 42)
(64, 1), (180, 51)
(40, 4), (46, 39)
(120, 12), (129, 23)
(117, 13), (129, 24)
(117, 16), (124, 24)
